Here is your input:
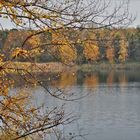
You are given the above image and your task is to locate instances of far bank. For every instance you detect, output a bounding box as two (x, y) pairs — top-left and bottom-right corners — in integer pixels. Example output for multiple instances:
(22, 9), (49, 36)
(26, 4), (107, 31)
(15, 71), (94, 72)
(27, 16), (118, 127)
(1, 62), (140, 73)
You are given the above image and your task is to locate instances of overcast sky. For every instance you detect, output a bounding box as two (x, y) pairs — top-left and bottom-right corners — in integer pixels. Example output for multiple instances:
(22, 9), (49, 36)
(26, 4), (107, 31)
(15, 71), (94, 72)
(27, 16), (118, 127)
(129, 0), (140, 27)
(0, 0), (140, 29)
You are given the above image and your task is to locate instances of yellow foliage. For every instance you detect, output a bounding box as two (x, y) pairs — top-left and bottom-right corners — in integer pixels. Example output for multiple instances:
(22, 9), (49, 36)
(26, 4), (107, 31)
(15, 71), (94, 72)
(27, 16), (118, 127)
(59, 45), (77, 64)
(84, 41), (100, 62)
(0, 54), (4, 62)
(52, 32), (77, 64)
(11, 47), (28, 58)
(28, 35), (41, 48)
(119, 39), (128, 62)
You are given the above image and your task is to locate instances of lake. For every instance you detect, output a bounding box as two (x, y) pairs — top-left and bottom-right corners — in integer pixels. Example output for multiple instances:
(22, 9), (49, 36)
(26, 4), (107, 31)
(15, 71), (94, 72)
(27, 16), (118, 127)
(10, 70), (140, 140)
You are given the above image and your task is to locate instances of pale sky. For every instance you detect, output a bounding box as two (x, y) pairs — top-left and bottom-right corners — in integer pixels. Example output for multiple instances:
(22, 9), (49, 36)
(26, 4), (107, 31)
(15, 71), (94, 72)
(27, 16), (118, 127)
(0, 0), (139, 29)
(129, 0), (140, 27)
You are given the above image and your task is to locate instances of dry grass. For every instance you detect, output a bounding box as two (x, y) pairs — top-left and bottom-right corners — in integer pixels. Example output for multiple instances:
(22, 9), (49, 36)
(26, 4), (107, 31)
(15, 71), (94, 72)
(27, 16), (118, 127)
(1, 61), (140, 73)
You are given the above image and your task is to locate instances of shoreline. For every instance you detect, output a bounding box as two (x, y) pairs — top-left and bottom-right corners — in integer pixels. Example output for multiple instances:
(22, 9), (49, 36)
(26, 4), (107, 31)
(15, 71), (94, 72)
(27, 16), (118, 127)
(2, 62), (140, 73)
(78, 63), (140, 72)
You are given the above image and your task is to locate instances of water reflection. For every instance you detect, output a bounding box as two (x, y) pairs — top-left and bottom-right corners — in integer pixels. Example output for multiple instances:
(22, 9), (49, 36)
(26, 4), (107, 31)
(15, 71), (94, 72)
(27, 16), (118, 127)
(118, 72), (128, 87)
(106, 70), (114, 86)
(27, 71), (140, 140)
(49, 70), (140, 88)
(84, 73), (99, 89)
(56, 71), (77, 88)
(10, 70), (140, 140)
(11, 70), (140, 89)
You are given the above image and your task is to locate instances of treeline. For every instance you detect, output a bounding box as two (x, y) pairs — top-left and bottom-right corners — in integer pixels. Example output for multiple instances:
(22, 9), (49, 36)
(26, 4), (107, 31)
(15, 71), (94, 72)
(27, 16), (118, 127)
(0, 27), (140, 64)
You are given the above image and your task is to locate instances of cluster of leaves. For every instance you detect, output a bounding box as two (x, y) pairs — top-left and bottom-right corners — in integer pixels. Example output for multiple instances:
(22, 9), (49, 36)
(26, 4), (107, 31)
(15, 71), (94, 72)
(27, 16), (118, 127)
(11, 48), (28, 59)
(84, 41), (100, 62)
(0, 54), (4, 62)
(0, 64), (71, 139)
(0, 0), (135, 139)
(52, 31), (77, 64)
(119, 39), (128, 62)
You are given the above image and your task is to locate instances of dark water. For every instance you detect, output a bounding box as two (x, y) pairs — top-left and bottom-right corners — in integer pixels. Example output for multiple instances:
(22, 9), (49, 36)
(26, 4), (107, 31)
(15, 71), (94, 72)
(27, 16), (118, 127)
(11, 70), (140, 140)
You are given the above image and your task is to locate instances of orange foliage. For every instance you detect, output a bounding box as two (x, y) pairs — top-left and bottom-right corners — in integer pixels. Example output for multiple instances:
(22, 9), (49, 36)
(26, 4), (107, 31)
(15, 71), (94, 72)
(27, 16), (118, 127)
(84, 41), (100, 62)
(119, 39), (128, 62)
(52, 32), (77, 64)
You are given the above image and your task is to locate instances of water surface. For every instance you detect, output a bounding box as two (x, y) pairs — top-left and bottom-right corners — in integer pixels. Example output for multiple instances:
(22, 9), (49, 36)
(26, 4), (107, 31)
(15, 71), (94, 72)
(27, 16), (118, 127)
(11, 70), (140, 140)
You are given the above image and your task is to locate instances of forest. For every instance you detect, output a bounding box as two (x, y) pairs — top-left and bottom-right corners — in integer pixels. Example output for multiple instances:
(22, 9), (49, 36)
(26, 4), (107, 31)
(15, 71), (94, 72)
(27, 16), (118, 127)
(0, 27), (140, 64)
(0, 0), (140, 139)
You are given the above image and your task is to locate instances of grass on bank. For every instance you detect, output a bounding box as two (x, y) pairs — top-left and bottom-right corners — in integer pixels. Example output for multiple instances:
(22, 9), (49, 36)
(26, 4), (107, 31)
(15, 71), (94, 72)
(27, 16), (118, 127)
(78, 62), (140, 72)
(1, 61), (140, 73)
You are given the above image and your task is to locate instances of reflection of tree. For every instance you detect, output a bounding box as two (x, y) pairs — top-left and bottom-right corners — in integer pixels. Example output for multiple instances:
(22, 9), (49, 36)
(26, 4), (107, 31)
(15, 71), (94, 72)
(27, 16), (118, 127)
(119, 73), (128, 87)
(57, 72), (77, 88)
(107, 71), (114, 86)
(76, 71), (85, 85)
(84, 73), (99, 89)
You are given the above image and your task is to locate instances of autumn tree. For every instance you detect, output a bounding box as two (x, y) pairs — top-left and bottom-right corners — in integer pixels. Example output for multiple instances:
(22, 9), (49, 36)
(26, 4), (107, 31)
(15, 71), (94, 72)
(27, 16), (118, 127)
(0, 0), (133, 139)
(82, 30), (99, 62)
(105, 31), (116, 63)
(119, 36), (128, 62)
(52, 31), (77, 64)
(84, 40), (100, 62)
